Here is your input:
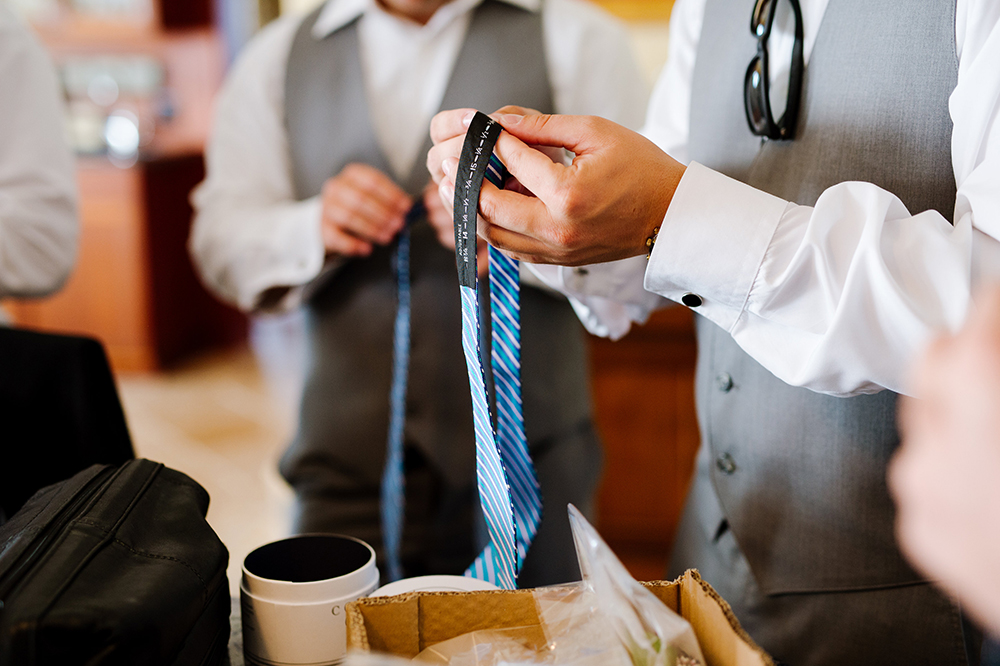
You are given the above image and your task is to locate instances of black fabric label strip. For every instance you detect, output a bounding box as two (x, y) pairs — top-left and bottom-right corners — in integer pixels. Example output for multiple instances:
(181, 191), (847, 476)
(453, 112), (503, 289)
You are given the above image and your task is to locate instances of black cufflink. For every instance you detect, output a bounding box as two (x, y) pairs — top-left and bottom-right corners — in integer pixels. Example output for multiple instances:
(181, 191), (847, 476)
(681, 293), (703, 308)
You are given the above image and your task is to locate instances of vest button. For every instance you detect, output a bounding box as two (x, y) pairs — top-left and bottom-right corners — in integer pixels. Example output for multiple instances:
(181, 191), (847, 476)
(716, 373), (734, 392)
(716, 453), (737, 475)
(681, 293), (703, 308)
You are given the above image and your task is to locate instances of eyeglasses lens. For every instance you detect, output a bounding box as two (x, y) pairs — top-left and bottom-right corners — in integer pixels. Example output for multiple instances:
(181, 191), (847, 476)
(751, 0), (774, 37)
(744, 56), (768, 134)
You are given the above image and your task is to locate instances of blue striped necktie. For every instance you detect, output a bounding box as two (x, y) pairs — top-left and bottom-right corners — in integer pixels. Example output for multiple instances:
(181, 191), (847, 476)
(381, 113), (542, 587)
(453, 113), (543, 589)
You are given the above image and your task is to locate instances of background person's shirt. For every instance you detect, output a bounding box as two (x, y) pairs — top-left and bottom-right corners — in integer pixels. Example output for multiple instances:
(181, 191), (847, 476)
(190, 0), (648, 313)
(0, 5), (78, 323)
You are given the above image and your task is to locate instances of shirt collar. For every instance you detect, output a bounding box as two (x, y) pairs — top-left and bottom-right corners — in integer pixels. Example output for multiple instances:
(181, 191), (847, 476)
(311, 0), (540, 40)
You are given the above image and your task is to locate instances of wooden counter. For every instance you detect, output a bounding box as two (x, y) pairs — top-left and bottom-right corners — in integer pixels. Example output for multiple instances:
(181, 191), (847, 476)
(591, 307), (701, 579)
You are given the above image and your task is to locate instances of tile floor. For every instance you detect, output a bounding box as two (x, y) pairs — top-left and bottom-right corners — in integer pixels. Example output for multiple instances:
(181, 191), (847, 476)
(117, 346), (296, 595)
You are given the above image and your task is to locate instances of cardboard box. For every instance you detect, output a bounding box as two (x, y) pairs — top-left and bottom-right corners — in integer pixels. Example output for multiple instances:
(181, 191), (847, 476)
(345, 570), (775, 666)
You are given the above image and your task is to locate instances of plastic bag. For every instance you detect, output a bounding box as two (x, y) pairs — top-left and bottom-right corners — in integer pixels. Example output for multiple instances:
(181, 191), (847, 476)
(530, 582), (632, 666)
(412, 626), (549, 665)
(560, 504), (704, 666)
(345, 652), (413, 666)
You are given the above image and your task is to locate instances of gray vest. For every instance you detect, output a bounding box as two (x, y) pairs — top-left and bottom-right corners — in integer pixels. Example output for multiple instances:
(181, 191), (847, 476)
(689, 0), (957, 594)
(280, 1), (591, 490)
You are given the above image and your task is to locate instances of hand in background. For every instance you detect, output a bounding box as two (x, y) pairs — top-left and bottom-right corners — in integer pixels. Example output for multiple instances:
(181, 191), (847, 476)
(890, 286), (1000, 636)
(428, 109), (685, 266)
(423, 181), (489, 277)
(320, 163), (412, 257)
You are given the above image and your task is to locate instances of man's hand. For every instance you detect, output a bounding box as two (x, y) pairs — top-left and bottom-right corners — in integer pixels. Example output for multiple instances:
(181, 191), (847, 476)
(320, 163), (412, 257)
(427, 109), (685, 266)
(427, 106), (554, 187)
(890, 286), (1000, 636)
(424, 106), (548, 277)
(423, 181), (488, 276)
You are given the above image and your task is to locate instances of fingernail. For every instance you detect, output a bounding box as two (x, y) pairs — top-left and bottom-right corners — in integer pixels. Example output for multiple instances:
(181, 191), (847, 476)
(499, 114), (523, 126)
(462, 111), (475, 128)
(442, 157), (456, 178)
(440, 180), (454, 202)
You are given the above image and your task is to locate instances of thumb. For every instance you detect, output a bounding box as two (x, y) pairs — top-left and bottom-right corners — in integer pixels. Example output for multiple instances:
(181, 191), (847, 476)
(489, 127), (569, 206)
(495, 113), (611, 156)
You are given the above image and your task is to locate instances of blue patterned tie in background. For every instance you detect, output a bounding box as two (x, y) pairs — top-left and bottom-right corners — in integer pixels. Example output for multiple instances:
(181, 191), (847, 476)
(381, 201), (424, 583)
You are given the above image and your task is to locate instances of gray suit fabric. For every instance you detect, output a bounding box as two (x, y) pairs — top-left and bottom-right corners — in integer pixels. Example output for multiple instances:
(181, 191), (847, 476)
(278, 1), (602, 586)
(668, 0), (978, 663)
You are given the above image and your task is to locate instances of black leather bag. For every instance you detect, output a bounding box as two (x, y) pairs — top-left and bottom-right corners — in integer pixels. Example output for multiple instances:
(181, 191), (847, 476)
(0, 459), (230, 665)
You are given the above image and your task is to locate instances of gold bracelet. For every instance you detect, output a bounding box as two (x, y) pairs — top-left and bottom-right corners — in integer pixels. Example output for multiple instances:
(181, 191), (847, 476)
(645, 227), (660, 260)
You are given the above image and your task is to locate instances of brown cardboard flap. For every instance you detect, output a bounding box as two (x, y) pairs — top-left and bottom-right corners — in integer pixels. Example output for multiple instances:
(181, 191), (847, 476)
(639, 578), (681, 612)
(677, 571), (775, 666)
(346, 570), (775, 666)
(346, 593), (421, 655)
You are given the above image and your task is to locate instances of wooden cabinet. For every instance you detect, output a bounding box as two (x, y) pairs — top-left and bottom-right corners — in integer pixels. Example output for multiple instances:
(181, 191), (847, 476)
(6, 0), (245, 371)
(8, 156), (245, 371)
(591, 307), (701, 580)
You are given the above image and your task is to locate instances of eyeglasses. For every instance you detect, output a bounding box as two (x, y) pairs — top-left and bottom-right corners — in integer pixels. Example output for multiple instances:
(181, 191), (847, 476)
(744, 0), (804, 140)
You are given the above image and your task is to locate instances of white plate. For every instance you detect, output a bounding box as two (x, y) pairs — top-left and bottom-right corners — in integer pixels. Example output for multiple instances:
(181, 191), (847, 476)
(368, 574), (499, 598)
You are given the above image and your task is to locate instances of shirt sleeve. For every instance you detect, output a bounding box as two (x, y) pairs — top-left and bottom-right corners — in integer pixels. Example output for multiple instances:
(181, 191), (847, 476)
(522, 0), (651, 295)
(642, 3), (1000, 397)
(189, 15), (326, 313)
(525, 0), (702, 333)
(541, 0), (649, 129)
(640, 0), (704, 163)
(0, 12), (78, 299)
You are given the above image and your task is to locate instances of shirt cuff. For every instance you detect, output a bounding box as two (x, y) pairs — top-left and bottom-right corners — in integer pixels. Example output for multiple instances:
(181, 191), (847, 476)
(527, 259), (659, 339)
(241, 196), (326, 312)
(644, 161), (788, 332)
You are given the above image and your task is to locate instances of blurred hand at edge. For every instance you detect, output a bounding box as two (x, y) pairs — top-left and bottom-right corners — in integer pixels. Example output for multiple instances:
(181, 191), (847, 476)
(890, 286), (1000, 637)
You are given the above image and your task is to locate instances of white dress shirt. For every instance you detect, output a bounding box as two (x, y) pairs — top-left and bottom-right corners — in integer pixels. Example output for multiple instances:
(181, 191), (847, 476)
(190, 0), (648, 312)
(538, 0), (1000, 397)
(0, 6), (78, 320)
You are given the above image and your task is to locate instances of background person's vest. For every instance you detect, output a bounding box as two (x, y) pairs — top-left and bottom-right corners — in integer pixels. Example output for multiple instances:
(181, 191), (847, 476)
(687, 0), (957, 594)
(280, 1), (592, 492)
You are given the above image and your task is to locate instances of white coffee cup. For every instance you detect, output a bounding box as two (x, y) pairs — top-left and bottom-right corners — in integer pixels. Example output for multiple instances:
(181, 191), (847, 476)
(240, 534), (379, 666)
